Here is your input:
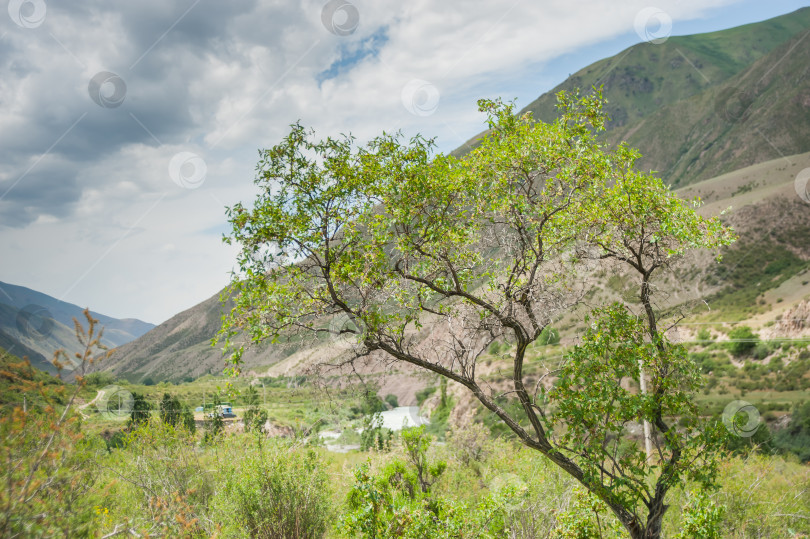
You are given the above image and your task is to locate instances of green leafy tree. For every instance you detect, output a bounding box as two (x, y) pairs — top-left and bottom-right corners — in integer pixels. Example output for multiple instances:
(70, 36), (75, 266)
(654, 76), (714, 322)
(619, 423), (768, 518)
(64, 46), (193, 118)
(159, 392), (182, 427)
(400, 426), (446, 494)
(384, 394), (399, 409)
(127, 393), (152, 429)
(180, 405), (196, 434)
(360, 412), (391, 452)
(726, 326), (758, 357)
(549, 305), (725, 534)
(218, 90), (735, 538)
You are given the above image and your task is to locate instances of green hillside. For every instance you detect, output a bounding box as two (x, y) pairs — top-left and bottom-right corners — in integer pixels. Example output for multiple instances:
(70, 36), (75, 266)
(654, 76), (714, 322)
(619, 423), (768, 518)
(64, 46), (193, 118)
(615, 30), (810, 186)
(455, 7), (810, 187)
(0, 346), (64, 406)
(522, 8), (810, 127)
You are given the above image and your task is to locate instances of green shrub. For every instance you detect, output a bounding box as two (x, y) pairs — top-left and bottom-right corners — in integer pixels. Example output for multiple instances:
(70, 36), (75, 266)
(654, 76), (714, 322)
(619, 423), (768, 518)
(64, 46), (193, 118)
(447, 422), (491, 468)
(752, 342), (771, 360)
(726, 326), (758, 357)
(0, 399), (103, 537)
(691, 351), (715, 374)
(105, 420), (213, 535)
(675, 489), (725, 539)
(214, 438), (332, 538)
(340, 431), (513, 538)
(384, 394), (399, 409)
(104, 429), (128, 452)
(415, 386), (436, 406)
(711, 453), (810, 536)
(721, 412), (774, 456)
(550, 487), (623, 538)
(83, 371), (115, 387)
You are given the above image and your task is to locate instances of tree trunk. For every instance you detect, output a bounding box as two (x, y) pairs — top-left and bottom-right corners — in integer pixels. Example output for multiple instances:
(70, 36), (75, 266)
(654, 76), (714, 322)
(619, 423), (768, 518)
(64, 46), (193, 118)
(644, 502), (668, 538)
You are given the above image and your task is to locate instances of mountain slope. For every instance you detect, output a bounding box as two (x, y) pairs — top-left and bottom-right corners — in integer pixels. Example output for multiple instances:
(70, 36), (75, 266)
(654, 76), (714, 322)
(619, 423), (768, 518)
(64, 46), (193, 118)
(611, 29), (810, 187)
(521, 8), (810, 131)
(104, 10), (810, 382)
(0, 281), (155, 374)
(100, 291), (230, 381)
(455, 7), (810, 187)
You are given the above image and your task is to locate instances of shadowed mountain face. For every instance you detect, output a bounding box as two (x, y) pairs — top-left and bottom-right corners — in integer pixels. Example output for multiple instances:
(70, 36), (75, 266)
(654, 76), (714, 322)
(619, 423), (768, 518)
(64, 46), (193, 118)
(103, 9), (810, 383)
(0, 281), (154, 374)
(456, 7), (810, 187)
(99, 290), (235, 382)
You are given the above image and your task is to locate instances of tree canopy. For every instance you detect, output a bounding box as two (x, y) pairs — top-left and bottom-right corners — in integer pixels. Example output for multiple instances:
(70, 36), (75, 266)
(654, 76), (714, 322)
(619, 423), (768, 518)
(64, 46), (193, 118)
(217, 90), (735, 538)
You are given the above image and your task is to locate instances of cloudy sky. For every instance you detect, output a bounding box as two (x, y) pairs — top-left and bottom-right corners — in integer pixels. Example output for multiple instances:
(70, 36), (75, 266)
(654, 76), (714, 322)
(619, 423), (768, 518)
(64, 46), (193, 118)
(0, 0), (806, 324)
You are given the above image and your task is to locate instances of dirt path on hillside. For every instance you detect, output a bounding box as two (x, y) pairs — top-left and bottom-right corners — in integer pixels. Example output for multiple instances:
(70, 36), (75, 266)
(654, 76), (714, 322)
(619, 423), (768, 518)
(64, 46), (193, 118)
(78, 388), (105, 419)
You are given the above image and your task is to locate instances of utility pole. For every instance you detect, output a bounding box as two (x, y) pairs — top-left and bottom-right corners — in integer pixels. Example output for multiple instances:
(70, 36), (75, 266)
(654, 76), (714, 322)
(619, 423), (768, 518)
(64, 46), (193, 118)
(639, 359), (653, 460)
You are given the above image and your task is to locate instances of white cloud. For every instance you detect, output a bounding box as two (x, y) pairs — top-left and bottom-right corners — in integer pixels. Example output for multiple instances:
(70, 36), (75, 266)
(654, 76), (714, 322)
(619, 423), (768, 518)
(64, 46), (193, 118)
(0, 0), (749, 322)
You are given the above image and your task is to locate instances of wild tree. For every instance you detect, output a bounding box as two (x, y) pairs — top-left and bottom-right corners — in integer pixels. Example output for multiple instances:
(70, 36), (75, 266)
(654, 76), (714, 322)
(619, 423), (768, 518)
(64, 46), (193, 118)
(127, 392), (152, 429)
(218, 91), (735, 538)
(159, 392), (182, 427)
(180, 404), (196, 434)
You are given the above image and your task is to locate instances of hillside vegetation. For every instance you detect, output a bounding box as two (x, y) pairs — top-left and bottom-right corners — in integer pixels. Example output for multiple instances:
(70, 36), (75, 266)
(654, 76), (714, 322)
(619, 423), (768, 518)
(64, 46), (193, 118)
(457, 7), (810, 188)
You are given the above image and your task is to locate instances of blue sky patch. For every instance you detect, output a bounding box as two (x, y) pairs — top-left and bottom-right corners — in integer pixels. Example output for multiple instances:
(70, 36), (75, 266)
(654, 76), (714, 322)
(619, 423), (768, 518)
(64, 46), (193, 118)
(317, 27), (389, 84)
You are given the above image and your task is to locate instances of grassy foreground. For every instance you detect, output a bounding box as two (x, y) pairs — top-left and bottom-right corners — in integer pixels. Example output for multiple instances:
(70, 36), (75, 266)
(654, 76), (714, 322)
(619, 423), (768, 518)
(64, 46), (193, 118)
(3, 348), (810, 538)
(5, 414), (810, 538)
